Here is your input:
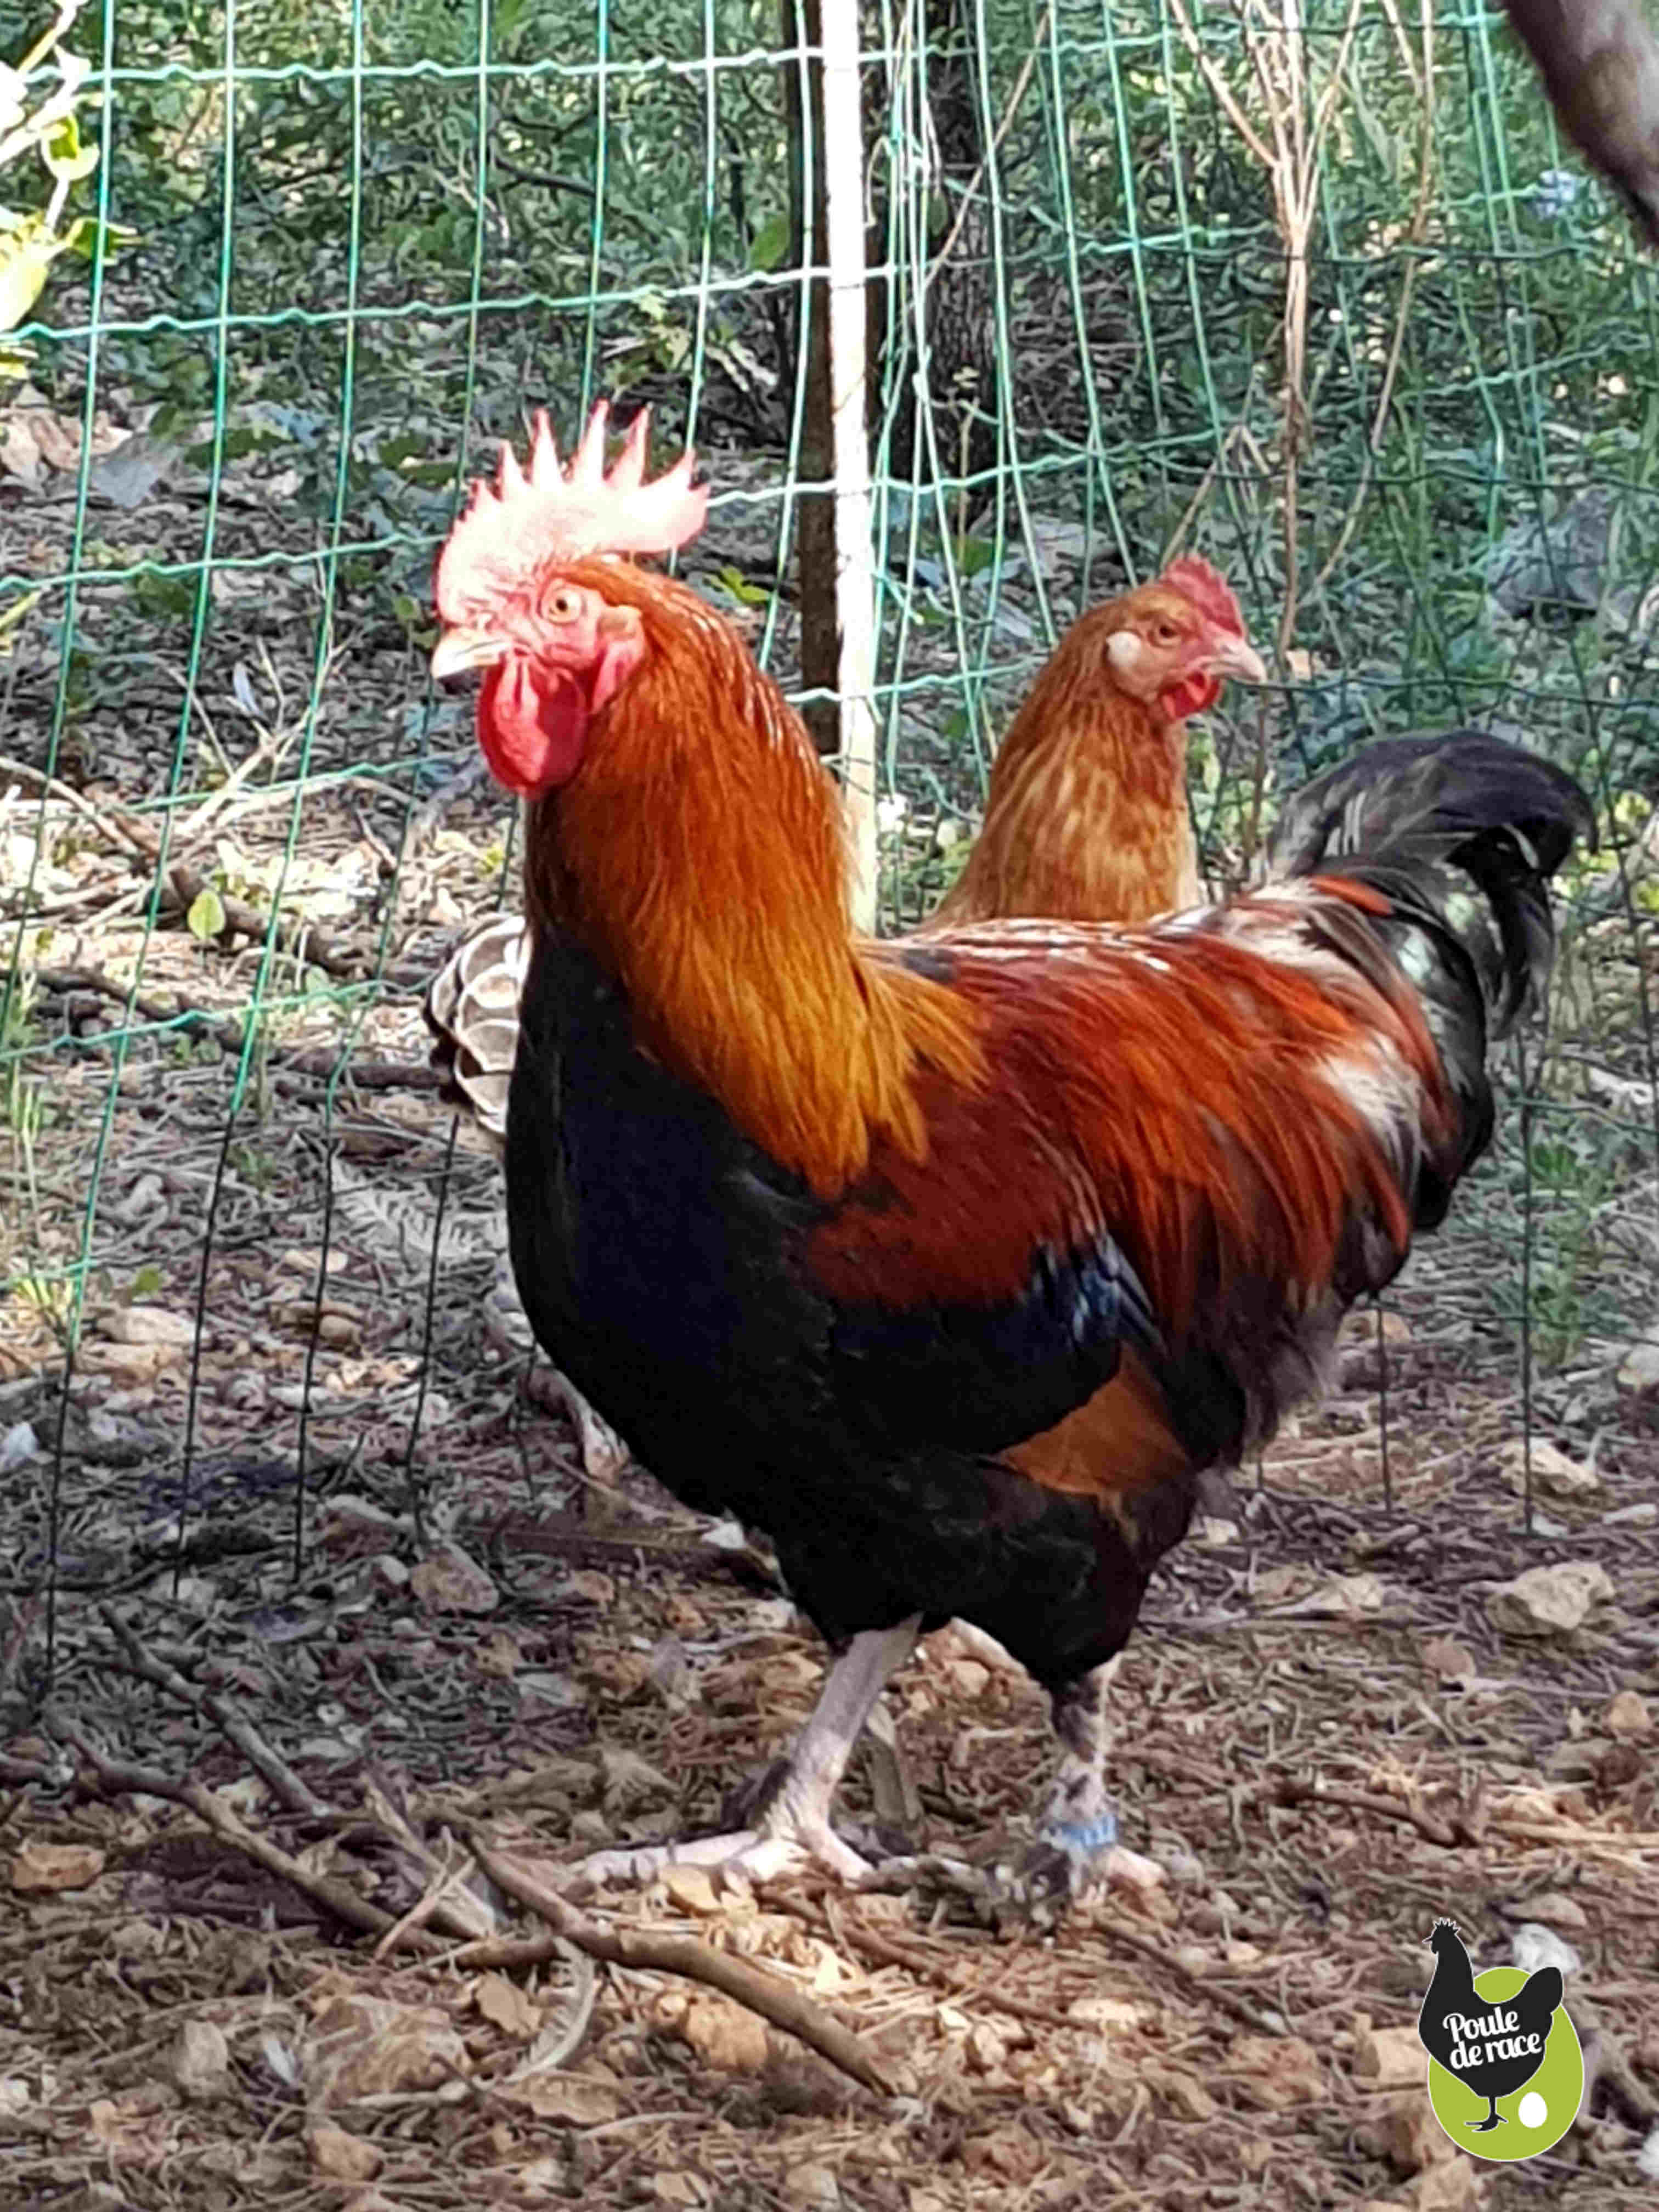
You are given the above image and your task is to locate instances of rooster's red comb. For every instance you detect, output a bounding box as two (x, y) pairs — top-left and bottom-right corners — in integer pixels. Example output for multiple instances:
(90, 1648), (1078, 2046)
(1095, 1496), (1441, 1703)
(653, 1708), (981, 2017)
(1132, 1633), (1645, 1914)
(1159, 555), (1247, 637)
(435, 403), (708, 625)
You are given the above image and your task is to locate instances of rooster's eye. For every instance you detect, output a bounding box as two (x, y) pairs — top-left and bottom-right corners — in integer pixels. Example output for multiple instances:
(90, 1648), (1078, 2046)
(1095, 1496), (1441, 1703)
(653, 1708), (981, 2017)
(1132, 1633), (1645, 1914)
(546, 588), (584, 622)
(1152, 620), (1178, 646)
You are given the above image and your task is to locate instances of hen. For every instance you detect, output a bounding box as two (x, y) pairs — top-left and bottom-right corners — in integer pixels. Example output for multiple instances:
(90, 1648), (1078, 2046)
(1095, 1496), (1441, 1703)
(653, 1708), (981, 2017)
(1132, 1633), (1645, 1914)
(932, 555), (1263, 925)
(430, 406), (1591, 1897)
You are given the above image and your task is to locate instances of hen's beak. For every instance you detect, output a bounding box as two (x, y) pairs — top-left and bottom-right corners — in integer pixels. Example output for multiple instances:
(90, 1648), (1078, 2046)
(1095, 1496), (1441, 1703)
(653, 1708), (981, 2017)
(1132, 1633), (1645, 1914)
(432, 628), (510, 687)
(1206, 630), (1268, 685)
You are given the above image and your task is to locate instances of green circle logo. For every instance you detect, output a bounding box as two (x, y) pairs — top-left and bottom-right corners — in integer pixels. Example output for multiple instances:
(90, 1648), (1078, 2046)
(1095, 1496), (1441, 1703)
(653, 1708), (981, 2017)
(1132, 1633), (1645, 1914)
(1421, 1943), (1584, 2163)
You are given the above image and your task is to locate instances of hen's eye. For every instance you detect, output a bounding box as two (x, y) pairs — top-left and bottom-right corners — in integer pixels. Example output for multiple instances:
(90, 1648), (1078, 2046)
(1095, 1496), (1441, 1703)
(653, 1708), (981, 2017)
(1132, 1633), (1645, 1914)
(546, 587), (584, 622)
(1152, 619), (1178, 645)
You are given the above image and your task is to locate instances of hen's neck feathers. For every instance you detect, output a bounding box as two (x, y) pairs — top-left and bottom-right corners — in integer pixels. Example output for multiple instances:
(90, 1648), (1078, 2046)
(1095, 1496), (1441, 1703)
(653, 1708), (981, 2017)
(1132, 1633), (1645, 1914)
(522, 566), (981, 1195)
(936, 608), (1199, 928)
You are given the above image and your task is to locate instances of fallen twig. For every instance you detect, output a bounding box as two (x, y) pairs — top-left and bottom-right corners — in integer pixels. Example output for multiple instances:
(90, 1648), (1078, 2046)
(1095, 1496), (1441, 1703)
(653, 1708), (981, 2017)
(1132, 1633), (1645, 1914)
(1254, 1774), (1466, 1850)
(98, 1604), (334, 1820)
(461, 1827), (893, 2096)
(33, 965), (442, 1092)
(0, 754), (154, 864)
(162, 861), (364, 980)
(1096, 1912), (1285, 2037)
(52, 1718), (397, 1938)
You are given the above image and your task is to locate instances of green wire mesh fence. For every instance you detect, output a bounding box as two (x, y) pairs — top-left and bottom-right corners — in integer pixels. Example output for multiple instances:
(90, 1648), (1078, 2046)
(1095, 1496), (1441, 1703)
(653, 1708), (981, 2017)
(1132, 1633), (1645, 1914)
(3, 0), (1658, 1667)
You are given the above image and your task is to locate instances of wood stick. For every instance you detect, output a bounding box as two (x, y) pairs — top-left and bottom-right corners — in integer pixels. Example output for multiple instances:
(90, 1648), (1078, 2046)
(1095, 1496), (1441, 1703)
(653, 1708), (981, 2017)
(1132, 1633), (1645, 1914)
(461, 1828), (893, 2096)
(98, 1604), (334, 1820)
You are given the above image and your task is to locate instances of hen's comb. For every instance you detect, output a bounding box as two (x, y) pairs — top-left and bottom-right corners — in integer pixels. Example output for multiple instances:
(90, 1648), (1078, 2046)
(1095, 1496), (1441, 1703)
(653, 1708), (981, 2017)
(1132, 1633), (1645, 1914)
(435, 403), (709, 625)
(1159, 555), (1247, 637)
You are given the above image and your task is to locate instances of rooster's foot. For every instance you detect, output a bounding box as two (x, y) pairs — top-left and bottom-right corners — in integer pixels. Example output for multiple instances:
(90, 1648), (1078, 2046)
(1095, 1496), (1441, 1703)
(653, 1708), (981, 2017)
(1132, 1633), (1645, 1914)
(568, 1816), (876, 1893)
(862, 1821), (1162, 1926)
(569, 1618), (924, 1895)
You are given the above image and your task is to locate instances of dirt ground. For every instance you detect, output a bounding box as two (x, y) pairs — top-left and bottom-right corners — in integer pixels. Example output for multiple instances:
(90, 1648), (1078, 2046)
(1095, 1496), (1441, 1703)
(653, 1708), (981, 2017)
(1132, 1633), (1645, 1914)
(3, 574), (1659, 2208)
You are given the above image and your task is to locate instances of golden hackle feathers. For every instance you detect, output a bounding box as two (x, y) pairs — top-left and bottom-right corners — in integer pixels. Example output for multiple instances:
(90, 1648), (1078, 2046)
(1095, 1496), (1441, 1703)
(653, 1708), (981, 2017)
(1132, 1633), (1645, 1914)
(434, 403), (709, 628)
(518, 561), (985, 1198)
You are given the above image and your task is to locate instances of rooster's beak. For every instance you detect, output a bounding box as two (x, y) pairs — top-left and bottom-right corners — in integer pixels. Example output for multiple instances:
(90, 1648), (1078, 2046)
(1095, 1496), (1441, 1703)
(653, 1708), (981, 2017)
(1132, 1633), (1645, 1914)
(432, 628), (510, 686)
(1206, 631), (1268, 685)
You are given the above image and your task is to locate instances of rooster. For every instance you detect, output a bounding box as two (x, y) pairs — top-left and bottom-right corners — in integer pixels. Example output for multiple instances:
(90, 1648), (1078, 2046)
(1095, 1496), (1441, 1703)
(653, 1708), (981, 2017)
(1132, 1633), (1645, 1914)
(430, 405), (1591, 1897)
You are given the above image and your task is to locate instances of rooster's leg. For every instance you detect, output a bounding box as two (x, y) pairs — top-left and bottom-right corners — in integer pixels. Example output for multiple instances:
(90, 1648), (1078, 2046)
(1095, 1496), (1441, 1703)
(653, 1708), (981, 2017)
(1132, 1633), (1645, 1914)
(1035, 1656), (1163, 1895)
(570, 1617), (922, 1890)
(861, 1654), (1164, 1921)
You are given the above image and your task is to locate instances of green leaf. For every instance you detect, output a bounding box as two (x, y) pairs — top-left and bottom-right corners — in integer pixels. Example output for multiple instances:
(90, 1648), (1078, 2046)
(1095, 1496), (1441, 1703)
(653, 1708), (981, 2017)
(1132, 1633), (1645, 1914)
(129, 1263), (164, 1300)
(716, 564), (770, 607)
(749, 210), (790, 273)
(44, 113), (100, 184)
(954, 534), (996, 579)
(186, 888), (226, 942)
(0, 219), (58, 335)
(61, 215), (136, 262)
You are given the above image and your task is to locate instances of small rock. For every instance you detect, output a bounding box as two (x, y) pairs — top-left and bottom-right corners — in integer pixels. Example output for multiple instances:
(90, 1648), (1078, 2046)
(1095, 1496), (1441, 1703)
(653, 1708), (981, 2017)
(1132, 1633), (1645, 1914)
(10, 1842), (106, 1894)
(1338, 1308), (1412, 1387)
(783, 2166), (840, 2208)
(172, 2019), (230, 2100)
(1637, 2121), (1659, 2182)
(1353, 2024), (1424, 2087)
(1420, 1637), (1476, 1681)
(0, 2076), (31, 2115)
(85, 1340), (173, 1382)
(1512, 1921), (1583, 1978)
(1516, 1891), (1587, 1930)
(1605, 1689), (1651, 1739)
(409, 1542), (498, 1615)
(661, 1866), (721, 1917)
(1603, 1502), (1658, 1528)
(1485, 1560), (1614, 1637)
(1148, 2064), (1216, 2119)
(1408, 2163), (1483, 2211)
(308, 2124), (382, 2182)
(0, 1420), (37, 1472)
(1617, 1334), (1659, 1393)
(1194, 1515), (1239, 1547)
(101, 1304), (196, 1347)
(318, 1494), (410, 1556)
(1311, 1572), (1387, 1616)
(1498, 1437), (1601, 1498)
(1367, 2089), (1457, 2172)
(949, 1658), (990, 1698)
(1227, 2034), (1323, 2109)
(677, 1994), (769, 2074)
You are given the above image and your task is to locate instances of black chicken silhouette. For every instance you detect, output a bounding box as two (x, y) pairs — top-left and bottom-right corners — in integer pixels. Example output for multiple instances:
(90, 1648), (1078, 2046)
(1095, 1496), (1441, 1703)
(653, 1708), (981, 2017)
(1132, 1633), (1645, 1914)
(1417, 1920), (1563, 2131)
